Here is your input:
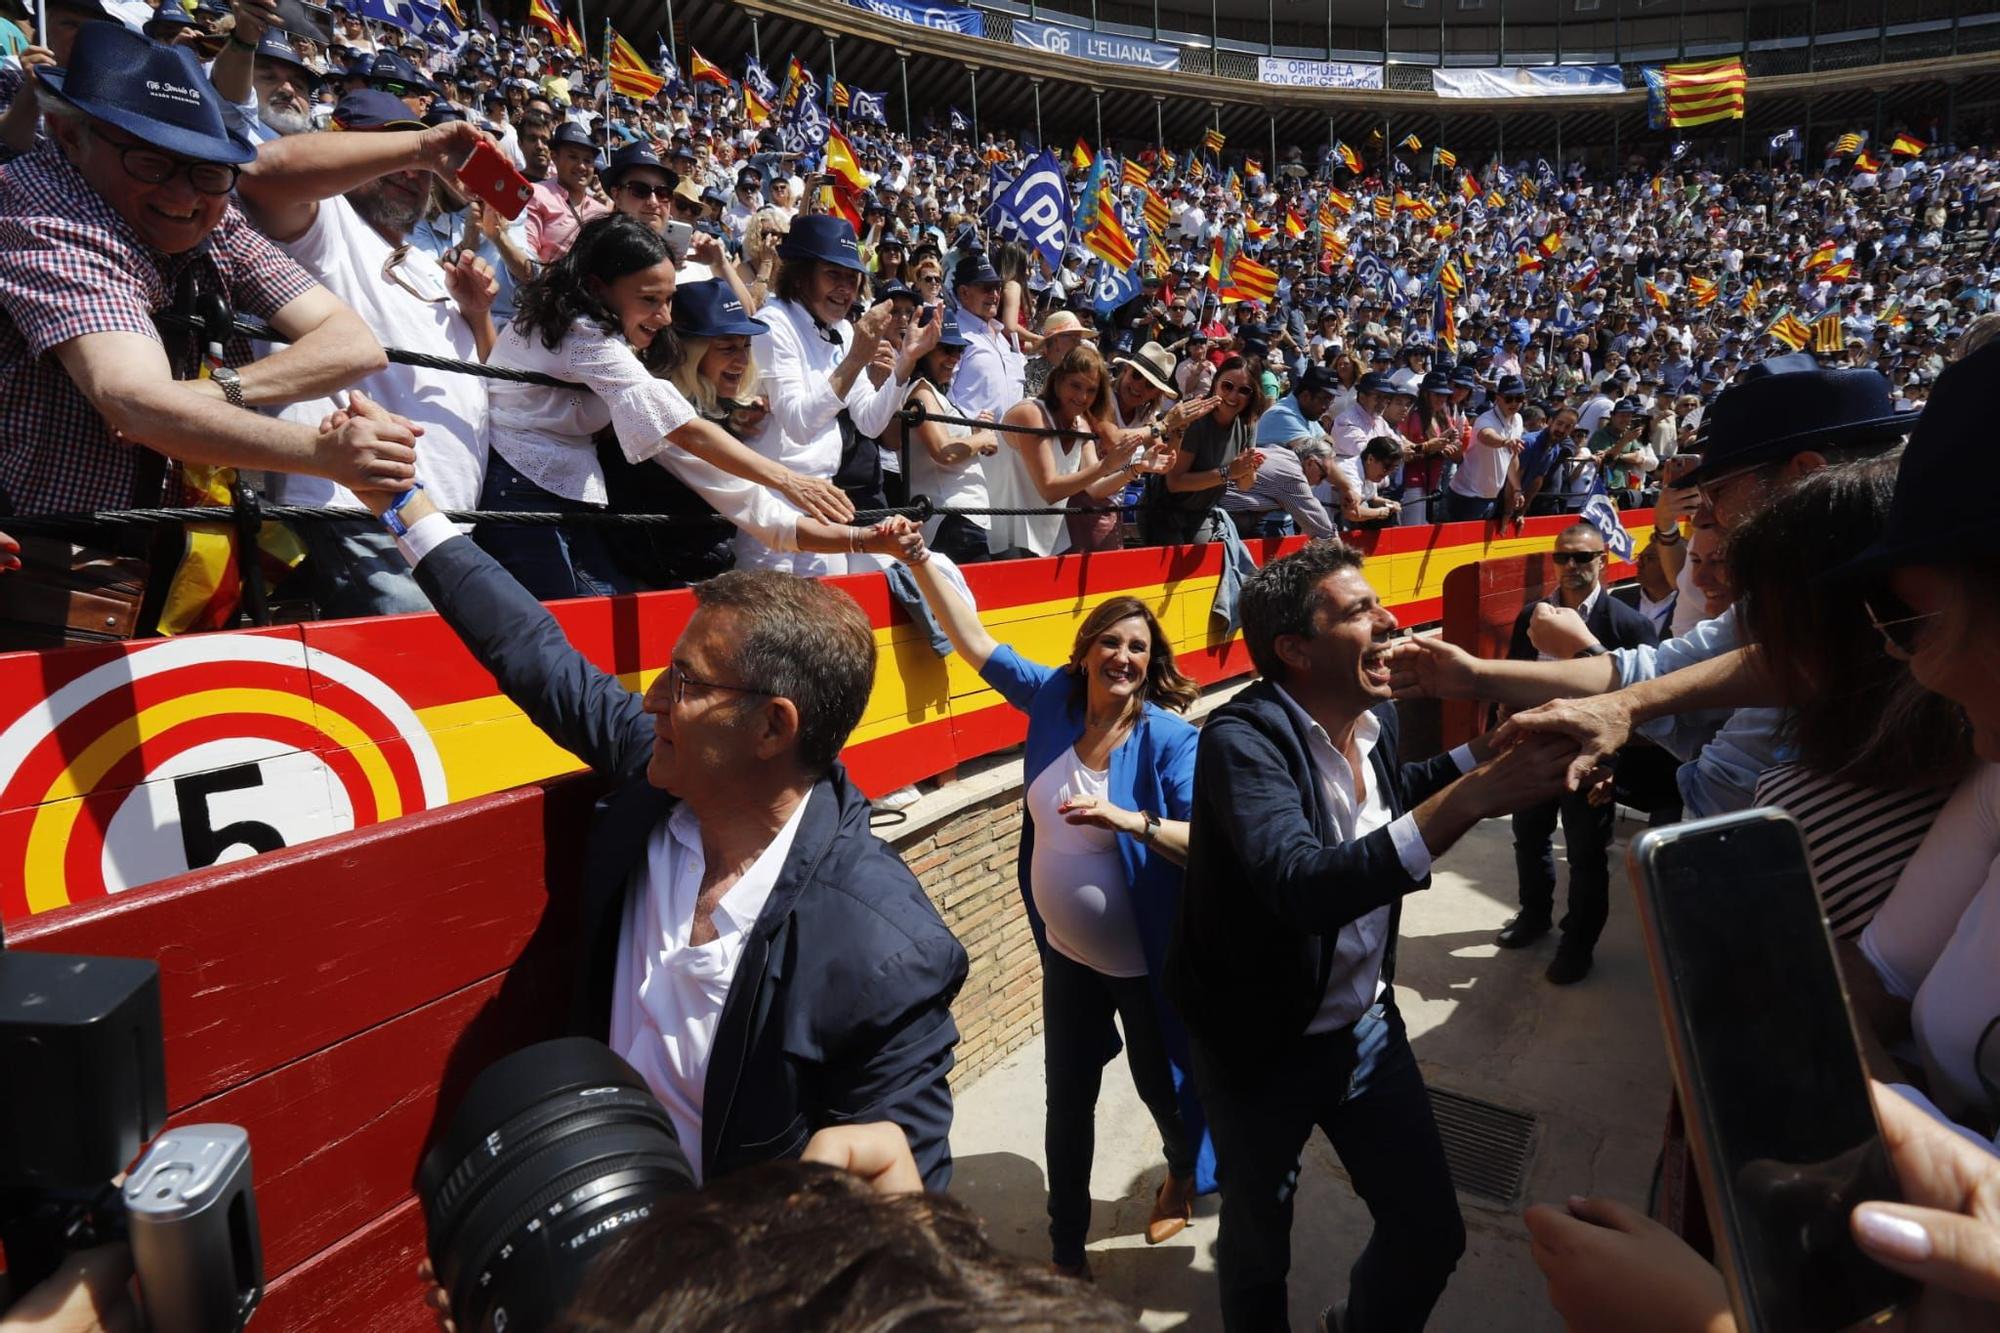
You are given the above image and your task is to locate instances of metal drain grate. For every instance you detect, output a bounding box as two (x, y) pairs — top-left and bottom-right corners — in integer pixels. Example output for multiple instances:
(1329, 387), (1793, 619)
(1426, 1087), (1538, 1205)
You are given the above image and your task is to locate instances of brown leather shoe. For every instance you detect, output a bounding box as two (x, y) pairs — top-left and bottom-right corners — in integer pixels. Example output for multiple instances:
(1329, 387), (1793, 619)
(1145, 1173), (1194, 1245)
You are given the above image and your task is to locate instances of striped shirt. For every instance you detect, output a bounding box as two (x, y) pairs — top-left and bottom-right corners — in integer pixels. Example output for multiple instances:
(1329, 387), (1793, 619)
(0, 143), (318, 513)
(1752, 762), (1953, 939)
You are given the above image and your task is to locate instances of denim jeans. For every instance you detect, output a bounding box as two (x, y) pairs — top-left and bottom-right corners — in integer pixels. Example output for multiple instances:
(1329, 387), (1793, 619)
(1191, 1001), (1466, 1332)
(1439, 489), (1498, 523)
(1042, 945), (1195, 1268)
(297, 520), (432, 620)
(473, 453), (634, 601)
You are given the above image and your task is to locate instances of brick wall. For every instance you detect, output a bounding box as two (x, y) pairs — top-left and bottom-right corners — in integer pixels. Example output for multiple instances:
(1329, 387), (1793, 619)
(889, 788), (1039, 1090)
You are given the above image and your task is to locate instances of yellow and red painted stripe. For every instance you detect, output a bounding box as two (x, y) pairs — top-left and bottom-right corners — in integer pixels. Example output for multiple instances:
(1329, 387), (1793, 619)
(0, 513), (1653, 921)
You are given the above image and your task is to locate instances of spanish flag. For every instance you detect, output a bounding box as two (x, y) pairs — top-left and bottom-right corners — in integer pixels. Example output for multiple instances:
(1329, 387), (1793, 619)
(1072, 138), (1094, 171)
(1430, 222), (1455, 241)
(526, 0), (564, 44)
(1803, 241), (1837, 271)
(1208, 235), (1228, 291)
(743, 85), (771, 128)
(690, 48), (731, 88)
(1515, 249), (1543, 274)
(1283, 207), (1306, 240)
(157, 451), (305, 636)
(1538, 232), (1562, 258)
(820, 181), (864, 234)
(1854, 150), (1881, 173)
(1323, 186), (1354, 214)
(558, 17), (582, 55)
(823, 123), (868, 193)
(1889, 133), (1926, 157)
(1458, 173), (1478, 201)
(1334, 141), (1362, 174)
(1820, 259), (1854, 283)
(608, 31), (664, 100)
(1642, 277), (1669, 309)
(1245, 216), (1274, 242)
(1244, 158), (1262, 178)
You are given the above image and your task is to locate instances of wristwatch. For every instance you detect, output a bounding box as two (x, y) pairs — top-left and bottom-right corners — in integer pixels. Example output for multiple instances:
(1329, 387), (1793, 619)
(1653, 526), (1684, 545)
(210, 365), (243, 408)
(1573, 644), (1610, 659)
(1140, 810), (1160, 844)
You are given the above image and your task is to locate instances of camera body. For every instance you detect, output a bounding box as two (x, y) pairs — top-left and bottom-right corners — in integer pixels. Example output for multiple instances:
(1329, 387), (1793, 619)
(0, 950), (264, 1331)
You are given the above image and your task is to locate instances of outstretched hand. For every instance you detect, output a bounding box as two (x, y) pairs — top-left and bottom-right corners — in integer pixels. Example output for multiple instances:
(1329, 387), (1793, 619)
(314, 388), (422, 498)
(1385, 632), (1482, 700)
(1492, 693), (1636, 793)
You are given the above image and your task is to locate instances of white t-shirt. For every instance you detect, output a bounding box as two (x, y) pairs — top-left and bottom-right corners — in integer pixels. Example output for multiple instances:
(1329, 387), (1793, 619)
(1026, 746), (1146, 977)
(1860, 763), (2000, 1121)
(609, 793), (810, 1183)
(269, 195), (491, 512)
(1452, 407), (1519, 500)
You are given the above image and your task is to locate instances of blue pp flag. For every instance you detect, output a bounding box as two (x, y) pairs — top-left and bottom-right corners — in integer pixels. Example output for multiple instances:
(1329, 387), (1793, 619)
(949, 106), (969, 133)
(743, 56), (777, 101)
(991, 149), (1071, 272)
(354, 0), (417, 29)
(1581, 491), (1635, 560)
(850, 90), (887, 125)
(1092, 259), (1141, 319)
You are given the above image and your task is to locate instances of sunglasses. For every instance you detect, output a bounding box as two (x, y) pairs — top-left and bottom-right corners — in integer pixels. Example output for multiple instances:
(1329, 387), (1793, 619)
(1863, 596), (1941, 658)
(1551, 551), (1604, 567)
(618, 182), (673, 201)
(1215, 381), (1250, 397)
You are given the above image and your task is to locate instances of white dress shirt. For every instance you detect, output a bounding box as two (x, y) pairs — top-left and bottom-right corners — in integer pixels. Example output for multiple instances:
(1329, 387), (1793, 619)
(950, 313), (1025, 424)
(1270, 686), (1473, 1034)
(754, 297), (911, 482)
(609, 793), (812, 1183)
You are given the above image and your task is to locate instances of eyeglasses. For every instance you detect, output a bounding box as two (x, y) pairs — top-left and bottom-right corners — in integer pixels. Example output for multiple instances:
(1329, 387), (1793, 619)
(618, 181), (673, 201)
(663, 663), (773, 707)
(381, 245), (449, 304)
(1863, 597), (1941, 658)
(91, 125), (239, 196)
(1551, 551), (1604, 566)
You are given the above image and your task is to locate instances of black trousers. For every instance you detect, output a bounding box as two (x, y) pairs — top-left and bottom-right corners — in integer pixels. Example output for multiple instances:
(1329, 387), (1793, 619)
(1511, 788), (1616, 953)
(928, 513), (991, 566)
(1190, 1002), (1465, 1332)
(1042, 945), (1194, 1268)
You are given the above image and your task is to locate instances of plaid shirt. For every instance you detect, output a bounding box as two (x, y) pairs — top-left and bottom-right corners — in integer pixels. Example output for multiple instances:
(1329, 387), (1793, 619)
(0, 143), (319, 514)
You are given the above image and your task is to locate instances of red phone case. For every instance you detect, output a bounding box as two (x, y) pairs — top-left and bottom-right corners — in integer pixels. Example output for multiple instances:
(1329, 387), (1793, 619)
(459, 140), (534, 221)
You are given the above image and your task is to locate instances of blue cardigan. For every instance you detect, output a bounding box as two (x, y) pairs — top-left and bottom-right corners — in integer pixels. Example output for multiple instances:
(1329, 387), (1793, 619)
(980, 645), (1216, 1192)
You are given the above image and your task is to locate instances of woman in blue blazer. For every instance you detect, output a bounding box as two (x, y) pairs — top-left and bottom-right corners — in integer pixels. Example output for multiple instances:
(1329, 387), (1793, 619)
(901, 550), (1214, 1280)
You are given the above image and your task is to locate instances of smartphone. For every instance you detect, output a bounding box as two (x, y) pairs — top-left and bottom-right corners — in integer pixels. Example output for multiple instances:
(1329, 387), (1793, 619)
(918, 305), (937, 329)
(662, 219), (693, 264)
(1629, 810), (1912, 1333)
(271, 0), (334, 45)
(457, 139), (534, 221)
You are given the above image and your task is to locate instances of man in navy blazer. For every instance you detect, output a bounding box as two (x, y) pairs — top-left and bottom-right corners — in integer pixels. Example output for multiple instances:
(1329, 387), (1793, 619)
(361, 485), (967, 1190)
(1166, 540), (1572, 1332)
(1495, 523), (1660, 984)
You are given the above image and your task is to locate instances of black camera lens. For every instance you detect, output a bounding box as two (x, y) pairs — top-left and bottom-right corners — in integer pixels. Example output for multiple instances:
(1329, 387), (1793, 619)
(419, 1039), (695, 1333)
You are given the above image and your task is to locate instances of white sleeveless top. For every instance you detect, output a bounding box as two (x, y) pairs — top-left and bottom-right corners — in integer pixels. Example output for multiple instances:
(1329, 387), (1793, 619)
(987, 400), (1085, 559)
(904, 381), (991, 534)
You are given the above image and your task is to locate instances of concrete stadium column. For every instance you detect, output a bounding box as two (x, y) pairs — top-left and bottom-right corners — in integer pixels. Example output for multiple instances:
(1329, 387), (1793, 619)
(1156, 94), (1166, 158)
(1093, 88), (1104, 151)
(897, 49), (911, 140)
(968, 65), (980, 144)
(1032, 77), (1045, 149)
(749, 12), (761, 63)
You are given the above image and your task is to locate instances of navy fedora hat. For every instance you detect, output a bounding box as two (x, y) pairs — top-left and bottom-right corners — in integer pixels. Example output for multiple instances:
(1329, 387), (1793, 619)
(332, 88), (425, 129)
(601, 141), (674, 190)
(1834, 337), (1983, 580)
(1683, 352), (1914, 486)
(952, 246), (1002, 287)
(775, 214), (866, 271)
(40, 24), (254, 165)
(255, 28), (319, 79)
(548, 120), (596, 152)
(672, 279), (767, 338)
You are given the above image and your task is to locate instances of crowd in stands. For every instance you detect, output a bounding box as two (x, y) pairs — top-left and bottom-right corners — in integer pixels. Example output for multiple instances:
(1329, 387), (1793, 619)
(3, 3), (2000, 1332)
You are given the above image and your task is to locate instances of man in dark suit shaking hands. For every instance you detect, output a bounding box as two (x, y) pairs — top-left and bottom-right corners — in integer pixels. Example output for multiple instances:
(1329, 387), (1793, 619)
(1494, 523), (1660, 985)
(1166, 540), (1575, 1332)
(347, 472), (968, 1190)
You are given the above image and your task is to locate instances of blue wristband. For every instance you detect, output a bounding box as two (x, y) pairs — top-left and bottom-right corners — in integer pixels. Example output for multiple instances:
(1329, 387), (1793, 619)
(381, 481), (426, 538)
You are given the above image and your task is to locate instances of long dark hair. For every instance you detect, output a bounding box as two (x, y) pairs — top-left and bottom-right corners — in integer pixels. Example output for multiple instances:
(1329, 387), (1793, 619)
(1729, 456), (1972, 790)
(1065, 596), (1200, 718)
(512, 214), (679, 367)
(1211, 354), (1268, 426)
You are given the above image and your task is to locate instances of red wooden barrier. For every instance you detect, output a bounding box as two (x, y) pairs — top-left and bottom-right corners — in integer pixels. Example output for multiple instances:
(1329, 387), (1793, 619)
(7, 774), (600, 1330)
(1438, 544), (1636, 748)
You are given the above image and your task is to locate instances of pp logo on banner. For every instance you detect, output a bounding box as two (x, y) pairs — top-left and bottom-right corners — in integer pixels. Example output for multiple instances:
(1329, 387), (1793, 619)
(1581, 493), (1635, 560)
